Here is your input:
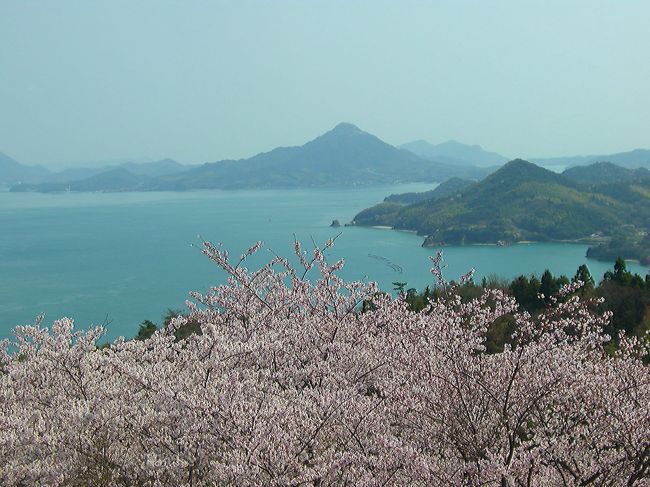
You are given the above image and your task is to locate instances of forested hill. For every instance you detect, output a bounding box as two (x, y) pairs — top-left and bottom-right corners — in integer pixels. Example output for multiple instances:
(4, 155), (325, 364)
(562, 161), (650, 185)
(384, 177), (473, 205)
(352, 159), (650, 257)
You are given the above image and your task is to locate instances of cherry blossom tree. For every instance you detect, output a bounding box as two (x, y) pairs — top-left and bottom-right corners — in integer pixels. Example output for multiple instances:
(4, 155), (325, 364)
(1, 239), (648, 486)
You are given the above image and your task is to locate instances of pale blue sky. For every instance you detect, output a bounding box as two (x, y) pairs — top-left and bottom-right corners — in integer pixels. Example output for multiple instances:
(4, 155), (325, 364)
(1, 0), (649, 168)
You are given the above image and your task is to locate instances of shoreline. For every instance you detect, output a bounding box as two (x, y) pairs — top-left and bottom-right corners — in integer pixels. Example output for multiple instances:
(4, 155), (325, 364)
(356, 223), (645, 266)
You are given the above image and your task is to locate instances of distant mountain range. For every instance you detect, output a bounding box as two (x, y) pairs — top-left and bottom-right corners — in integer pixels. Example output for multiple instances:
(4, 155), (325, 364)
(149, 123), (490, 190)
(4, 126), (650, 192)
(45, 158), (190, 184)
(400, 140), (508, 167)
(2, 155), (190, 189)
(531, 149), (650, 169)
(19, 168), (154, 192)
(0, 152), (51, 185)
(400, 139), (650, 171)
(352, 159), (650, 262)
(9, 124), (489, 192)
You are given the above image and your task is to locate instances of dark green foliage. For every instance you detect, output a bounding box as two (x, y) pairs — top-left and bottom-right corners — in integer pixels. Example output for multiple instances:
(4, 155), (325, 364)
(133, 309), (202, 342)
(597, 258), (650, 338)
(355, 202), (402, 226)
(598, 279), (650, 338)
(562, 161), (650, 185)
(505, 270), (570, 313)
(480, 274), (510, 290)
(602, 257), (644, 286)
(573, 264), (595, 288)
(540, 270), (569, 305)
(403, 286), (434, 312)
(135, 320), (158, 341)
(452, 282), (485, 303)
(509, 275), (544, 313)
(484, 315), (517, 354)
(163, 309), (202, 342)
(400, 262), (650, 354)
(587, 232), (650, 265)
(392, 282), (407, 293)
(615, 257), (630, 282)
(572, 264), (595, 295)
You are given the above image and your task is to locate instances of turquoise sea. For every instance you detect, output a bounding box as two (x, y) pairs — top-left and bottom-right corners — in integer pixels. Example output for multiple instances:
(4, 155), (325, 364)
(1, 185), (648, 343)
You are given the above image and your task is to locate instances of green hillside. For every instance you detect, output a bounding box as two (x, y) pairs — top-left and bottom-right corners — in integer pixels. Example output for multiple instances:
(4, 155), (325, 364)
(353, 160), (650, 258)
(384, 177), (473, 205)
(562, 161), (650, 185)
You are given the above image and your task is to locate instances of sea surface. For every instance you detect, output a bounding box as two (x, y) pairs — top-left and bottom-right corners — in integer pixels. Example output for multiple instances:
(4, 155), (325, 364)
(1, 185), (648, 343)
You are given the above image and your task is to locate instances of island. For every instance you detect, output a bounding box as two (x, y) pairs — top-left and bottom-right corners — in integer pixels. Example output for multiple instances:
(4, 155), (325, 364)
(352, 159), (650, 263)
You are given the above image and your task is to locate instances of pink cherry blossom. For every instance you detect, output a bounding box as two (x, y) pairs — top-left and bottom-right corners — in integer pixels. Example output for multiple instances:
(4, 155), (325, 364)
(1, 240), (648, 486)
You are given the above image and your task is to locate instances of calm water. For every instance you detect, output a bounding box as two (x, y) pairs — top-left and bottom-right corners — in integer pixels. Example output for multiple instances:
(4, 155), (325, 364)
(1, 186), (648, 343)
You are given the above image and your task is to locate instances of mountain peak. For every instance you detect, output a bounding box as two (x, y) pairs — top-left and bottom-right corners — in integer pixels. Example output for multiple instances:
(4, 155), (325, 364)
(307, 122), (376, 147)
(503, 158), (535, 167)
(498, 158), (546, 173)
(487, 159), (564, 185)
(329, 122), (363, 135)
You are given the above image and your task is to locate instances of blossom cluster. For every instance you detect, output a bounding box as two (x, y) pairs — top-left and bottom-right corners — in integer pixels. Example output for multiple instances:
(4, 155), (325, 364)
(1, 240), (648, 486)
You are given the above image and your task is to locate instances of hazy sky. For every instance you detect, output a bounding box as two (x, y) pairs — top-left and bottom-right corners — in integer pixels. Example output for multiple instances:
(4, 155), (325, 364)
(1, 1), (649, 169)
